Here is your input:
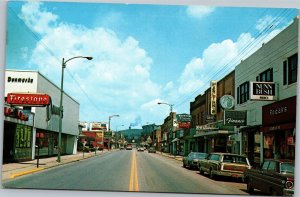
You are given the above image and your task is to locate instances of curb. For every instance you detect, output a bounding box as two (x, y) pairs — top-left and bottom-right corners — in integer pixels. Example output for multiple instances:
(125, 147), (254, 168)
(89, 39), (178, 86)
(10, 168), (45, 179)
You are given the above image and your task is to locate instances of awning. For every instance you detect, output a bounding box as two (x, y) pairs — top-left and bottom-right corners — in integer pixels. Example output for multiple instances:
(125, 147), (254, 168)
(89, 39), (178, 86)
(171, 138), (180, 143)
(194, 130), (236, 138)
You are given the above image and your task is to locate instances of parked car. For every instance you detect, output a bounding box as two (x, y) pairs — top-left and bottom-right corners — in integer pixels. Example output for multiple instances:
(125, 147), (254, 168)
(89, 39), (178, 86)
(137, 147), (144, 152)
(148, 147), (156, 153)
(182, 152), (207, 169)
(244, 159), (294, 196)
(198, 152), (251, 181)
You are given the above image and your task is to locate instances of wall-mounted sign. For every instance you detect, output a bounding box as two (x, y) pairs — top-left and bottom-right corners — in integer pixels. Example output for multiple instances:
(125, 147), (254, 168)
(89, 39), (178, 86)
(262, 96), (296, 126)
(7, 76), (34, 83)
(90, 122), (107, 131)
(223, 110), (247, 126)
(6, 93), (50, 106)
(176, 114), (192, 122)
(178, 122), (190, 129)
(220, 95), (235, 110)
(210, 81), (217, 115)
(250, 82), (276, 101)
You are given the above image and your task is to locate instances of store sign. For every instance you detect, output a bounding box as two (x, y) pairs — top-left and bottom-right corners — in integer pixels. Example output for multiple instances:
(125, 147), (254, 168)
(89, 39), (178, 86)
(7, 76), (34, 83)
(178, 122), (190, 129)
(90, 122), (107, 131)
(223, 110), (247, 126)
(250, 82), (276, 101)
(220, 95), (235, 110)
(7, 93), (50, 106)
(262, 96), (296, 126)
(176, 114), (191, 122)
(210, 81), (217, 115)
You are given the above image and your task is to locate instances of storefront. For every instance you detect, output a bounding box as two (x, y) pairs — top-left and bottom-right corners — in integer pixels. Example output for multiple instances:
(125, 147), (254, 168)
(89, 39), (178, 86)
(3, 70), (80, 162)
(194, 121), (235, 154)
(261, 96), (296, 161)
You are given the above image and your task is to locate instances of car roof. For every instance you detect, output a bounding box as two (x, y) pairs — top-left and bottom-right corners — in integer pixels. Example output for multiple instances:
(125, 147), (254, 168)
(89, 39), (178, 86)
(209, 152), (246, 157)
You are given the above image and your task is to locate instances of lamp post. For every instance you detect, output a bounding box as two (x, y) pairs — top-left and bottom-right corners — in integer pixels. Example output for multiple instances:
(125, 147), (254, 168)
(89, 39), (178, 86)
(57, 56), (93, 162)
(157, 102), (174, 155)
(157, 102), (173, 113)
(108, 114), (119, 150)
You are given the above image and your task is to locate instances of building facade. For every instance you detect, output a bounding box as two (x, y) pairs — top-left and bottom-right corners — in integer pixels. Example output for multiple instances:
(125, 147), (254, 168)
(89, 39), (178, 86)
(191, 71), (237, 155)
(3, 70), (80, 162)
(235, 17), (298, 167)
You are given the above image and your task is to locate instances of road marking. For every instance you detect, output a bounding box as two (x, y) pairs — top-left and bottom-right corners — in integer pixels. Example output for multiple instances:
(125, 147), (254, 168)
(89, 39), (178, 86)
(129, 150), (139, 191)
(10, 168), (45, 179)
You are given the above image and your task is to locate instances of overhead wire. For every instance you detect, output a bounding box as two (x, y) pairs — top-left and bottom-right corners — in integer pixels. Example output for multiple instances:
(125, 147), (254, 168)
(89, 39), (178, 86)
(174, 8), (297, 110)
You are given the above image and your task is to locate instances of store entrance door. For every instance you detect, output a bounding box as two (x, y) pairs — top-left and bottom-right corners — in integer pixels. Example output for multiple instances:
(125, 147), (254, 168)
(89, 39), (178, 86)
(3, 122), (16, 163)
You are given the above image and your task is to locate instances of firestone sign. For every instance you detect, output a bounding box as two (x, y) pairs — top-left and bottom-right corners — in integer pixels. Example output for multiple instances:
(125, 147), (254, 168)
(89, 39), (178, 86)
(6, 93), (51, 106)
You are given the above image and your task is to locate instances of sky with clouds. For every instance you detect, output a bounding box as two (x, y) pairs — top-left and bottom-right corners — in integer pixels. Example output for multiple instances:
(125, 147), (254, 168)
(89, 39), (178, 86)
(5, 1), (298, 130)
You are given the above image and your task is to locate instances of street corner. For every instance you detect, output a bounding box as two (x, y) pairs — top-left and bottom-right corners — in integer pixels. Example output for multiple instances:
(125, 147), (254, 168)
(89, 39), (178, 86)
(9, 167), (45, 179)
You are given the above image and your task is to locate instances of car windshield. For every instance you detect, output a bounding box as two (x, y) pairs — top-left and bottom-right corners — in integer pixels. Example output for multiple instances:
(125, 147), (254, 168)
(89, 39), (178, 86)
(190, 153), (206, 159)
(280, 163), (294, 174)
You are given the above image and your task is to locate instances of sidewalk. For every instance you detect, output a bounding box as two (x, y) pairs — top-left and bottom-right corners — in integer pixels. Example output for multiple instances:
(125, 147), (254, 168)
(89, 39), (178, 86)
(157, 151), (183, 162)
(1, 149), (110, 182)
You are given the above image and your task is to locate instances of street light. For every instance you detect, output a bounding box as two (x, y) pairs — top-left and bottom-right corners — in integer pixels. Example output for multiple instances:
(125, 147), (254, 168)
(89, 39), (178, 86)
(157, 102), (174, 113)
(57, 56), (93, 162)
(108, 114), (119, 150)
(157, 101), (174, 155)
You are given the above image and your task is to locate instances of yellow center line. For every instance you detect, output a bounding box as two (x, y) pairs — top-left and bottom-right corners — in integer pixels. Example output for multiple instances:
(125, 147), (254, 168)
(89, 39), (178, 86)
(129, 150), (139, 191)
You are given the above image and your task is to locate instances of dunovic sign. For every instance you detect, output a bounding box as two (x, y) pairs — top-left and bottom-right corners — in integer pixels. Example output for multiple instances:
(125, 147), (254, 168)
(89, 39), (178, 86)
(7, 93), (51, 106)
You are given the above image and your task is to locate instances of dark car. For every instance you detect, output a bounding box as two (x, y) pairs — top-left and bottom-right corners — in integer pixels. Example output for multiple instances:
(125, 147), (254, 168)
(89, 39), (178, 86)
(244, 159), (294, 196)
(148, 147), (156, 153)
(183, 152), (207, 169)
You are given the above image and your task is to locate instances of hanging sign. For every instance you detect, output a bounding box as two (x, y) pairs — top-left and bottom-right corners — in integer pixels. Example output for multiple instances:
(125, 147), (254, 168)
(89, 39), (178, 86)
(210, 81), (217, 115)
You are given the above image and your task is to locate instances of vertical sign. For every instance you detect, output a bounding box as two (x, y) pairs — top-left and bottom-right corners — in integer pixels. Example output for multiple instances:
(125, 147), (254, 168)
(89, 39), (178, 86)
(211, 80), (217, 115)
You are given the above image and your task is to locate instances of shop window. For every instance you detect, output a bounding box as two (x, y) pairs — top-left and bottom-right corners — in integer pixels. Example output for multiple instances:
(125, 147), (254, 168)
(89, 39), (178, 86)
(283, 53), (298, 85)
(15, 124), (32, 148)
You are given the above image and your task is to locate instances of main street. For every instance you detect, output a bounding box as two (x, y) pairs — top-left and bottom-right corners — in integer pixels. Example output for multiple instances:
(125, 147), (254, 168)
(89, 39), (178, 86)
(3, 150), (248, 195)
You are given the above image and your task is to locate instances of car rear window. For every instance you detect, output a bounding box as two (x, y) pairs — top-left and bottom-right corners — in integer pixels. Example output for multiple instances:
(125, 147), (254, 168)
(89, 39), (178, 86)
(222, 155), (248, 164)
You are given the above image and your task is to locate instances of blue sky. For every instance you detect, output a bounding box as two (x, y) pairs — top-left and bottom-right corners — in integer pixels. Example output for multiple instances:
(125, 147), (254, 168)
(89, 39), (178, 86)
(5, 1), (298, 130)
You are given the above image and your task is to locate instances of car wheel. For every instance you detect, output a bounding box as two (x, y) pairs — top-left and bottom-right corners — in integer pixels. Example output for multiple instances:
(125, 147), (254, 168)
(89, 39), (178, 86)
(183, 163), (186, 168)
(246, 180), (254, 194)
(209, 169), (214, 179)
(270, 188), (278, 196)
(199, 166), (204, 175)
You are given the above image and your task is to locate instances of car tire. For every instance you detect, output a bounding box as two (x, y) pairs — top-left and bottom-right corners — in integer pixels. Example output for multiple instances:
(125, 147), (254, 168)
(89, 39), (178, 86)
(199, 166), (204, 175)
(246, 180), (254, 194)
(183, 163), (186, 168)
(209, 169), (214, 179)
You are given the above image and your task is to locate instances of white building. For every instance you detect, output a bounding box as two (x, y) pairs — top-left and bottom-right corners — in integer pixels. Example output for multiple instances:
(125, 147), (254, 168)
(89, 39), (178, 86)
(235, 17), (298, 167)
(3, 70), (80, 162)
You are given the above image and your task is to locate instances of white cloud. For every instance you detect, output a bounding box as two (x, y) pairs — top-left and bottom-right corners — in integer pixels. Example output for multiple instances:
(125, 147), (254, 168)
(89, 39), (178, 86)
(19, 2), (58, 35)
(186, 6), (215, 19)
(20, 2), (160, 123)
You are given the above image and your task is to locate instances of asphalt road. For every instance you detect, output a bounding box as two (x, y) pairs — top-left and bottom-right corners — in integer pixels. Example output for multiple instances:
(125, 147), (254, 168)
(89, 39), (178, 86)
(3, 150), (249, 195)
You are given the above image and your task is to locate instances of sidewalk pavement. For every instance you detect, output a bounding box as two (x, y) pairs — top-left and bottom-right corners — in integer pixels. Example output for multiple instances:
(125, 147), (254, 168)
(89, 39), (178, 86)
(1, 149), (183, 183)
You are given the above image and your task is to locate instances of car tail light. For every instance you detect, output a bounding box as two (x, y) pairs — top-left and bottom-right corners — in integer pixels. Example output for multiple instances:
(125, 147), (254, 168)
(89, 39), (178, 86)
(285, 181), (294, 189)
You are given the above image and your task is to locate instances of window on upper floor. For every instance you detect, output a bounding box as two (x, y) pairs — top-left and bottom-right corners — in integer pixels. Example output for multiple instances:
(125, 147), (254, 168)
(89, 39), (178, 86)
(257, 68), (273, 82)
(237, 81), (250, 104)
(283, 53), (298, 85)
